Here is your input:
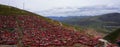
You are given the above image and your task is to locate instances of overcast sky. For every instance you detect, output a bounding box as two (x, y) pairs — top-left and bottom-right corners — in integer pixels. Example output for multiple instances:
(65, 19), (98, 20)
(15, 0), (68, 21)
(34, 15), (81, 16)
(0, 0), (120, 10)
(0, 0), (120, 16)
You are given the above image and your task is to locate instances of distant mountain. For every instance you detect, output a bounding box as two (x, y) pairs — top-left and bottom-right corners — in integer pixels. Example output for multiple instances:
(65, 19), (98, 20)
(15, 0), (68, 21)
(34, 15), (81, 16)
(37, 5), (120, 16)
(48, 16), (66, 21)
(48, 13), (120, 34)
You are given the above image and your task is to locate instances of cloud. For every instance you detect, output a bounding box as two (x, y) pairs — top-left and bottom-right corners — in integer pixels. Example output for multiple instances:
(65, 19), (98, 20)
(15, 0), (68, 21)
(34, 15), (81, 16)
(0, 0), (120, 16)
(1, 0), (120, 10)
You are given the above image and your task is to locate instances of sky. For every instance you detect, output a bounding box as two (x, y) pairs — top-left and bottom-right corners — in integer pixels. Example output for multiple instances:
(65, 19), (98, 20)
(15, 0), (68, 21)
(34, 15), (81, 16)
(0, 0), (120, 16)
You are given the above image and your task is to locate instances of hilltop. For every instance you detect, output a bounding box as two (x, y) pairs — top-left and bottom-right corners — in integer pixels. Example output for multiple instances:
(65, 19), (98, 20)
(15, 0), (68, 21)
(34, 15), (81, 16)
(0, 4), (101, 47)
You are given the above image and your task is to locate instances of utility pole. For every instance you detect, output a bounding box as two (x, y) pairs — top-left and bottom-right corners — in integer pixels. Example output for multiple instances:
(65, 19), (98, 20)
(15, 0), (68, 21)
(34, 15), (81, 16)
(21, 0), (25, 14)
(8, 0), (10, 14)
(23, 2), (24, 10)
(23, 0), (25, 10)
(8, 0), (10, 6)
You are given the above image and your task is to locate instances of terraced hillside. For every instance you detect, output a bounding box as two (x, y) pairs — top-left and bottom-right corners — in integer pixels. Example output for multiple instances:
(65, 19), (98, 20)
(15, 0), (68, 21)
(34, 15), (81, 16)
(0, 4), (115, 47)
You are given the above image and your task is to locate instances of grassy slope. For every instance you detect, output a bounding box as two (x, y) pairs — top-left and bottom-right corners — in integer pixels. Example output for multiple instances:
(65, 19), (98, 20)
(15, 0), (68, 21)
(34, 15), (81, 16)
(104, 28), (120, 43)
(0, 4), (78, 30)
(58, 16), (109, 34)
(58, 13), (120, 34)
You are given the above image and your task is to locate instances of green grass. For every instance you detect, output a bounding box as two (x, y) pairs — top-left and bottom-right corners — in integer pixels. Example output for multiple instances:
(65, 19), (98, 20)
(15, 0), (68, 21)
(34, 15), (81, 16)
(104, 28), (120, 43)
(0, 4), (30, 15)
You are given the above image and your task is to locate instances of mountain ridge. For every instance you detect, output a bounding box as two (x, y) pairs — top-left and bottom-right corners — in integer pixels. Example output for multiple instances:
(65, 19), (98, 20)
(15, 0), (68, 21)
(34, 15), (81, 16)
(48, 12), (120, 34)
